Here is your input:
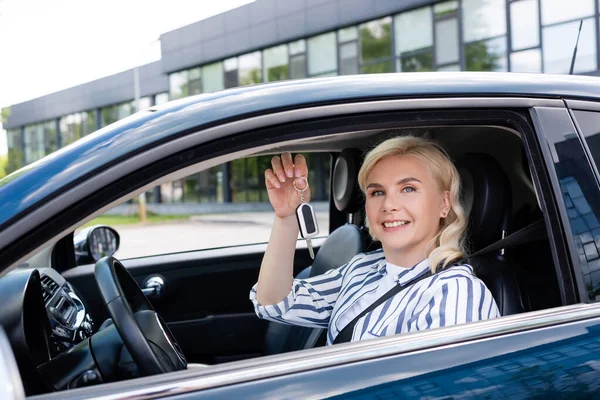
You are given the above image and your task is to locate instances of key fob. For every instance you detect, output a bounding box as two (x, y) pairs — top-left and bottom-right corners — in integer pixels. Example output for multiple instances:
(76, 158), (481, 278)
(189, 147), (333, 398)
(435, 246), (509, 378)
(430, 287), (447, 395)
(296, 203), (319, 239)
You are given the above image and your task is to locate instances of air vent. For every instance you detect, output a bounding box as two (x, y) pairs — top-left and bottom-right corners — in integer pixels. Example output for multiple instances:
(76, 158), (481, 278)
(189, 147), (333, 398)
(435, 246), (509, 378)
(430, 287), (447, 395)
(40, 275), (60, 303)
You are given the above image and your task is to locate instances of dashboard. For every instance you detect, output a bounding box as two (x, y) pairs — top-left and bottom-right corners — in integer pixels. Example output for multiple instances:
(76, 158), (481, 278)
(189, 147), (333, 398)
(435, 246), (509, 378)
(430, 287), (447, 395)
(0, 267), (96, 393)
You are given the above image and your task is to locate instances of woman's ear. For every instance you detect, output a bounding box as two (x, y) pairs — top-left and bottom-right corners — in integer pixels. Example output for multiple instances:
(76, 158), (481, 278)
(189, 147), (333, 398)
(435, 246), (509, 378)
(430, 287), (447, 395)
(440, 191), (451, 218)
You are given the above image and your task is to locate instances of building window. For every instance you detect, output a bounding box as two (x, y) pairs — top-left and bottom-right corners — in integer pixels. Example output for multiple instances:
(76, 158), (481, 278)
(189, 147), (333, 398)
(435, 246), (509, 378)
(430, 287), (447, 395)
(23, 123), (46, 164)
(359, 17), (393, 74)
(338, 26), (359, 75)
(202, 62), (224, 93)
(6, 129), (23, 173)
(169, 70), (189, 100)
(308, 32), (338, 76)
(101, 101), (135, 127)
(238, 51), (262, 86)
(463, 0), (507, 72)
(264, 44), (289, 82)
(224, 57), (239, 88)
(510, 0), (540, 51)
(289, 39), (307, 79)
(434, 1), (460, 69)
(510, 48), (542, 73)
(540, 0), (594, 26)
(188, 67), (202, 96)
(155, 92), (169, 105)
(394, 7), (433, 72)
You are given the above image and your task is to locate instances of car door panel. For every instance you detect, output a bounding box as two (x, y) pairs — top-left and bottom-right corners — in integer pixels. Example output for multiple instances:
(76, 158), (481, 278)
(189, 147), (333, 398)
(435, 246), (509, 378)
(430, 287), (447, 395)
(177, 313), (600, 399)
(63, 242), (320, 364)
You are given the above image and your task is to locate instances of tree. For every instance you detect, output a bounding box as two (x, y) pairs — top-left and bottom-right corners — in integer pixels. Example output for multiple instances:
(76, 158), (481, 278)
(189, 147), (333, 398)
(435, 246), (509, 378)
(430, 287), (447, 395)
(465, 41), (500, 72)
(0, 154), (7, 179)
(1, 107), (10, 125)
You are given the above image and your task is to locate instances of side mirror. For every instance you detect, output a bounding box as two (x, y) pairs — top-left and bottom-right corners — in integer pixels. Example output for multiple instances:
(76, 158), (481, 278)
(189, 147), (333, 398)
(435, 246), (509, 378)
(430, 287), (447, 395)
(74, 225), (120, 265)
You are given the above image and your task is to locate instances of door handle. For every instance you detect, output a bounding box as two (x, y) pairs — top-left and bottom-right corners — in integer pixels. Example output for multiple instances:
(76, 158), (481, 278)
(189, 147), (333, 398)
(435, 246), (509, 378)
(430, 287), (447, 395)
(142, 276), (165, 299)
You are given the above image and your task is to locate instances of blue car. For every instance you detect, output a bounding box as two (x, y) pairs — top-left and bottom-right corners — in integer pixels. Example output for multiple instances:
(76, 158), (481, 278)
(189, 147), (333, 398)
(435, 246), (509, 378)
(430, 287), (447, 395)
(2, 72), (600, 399)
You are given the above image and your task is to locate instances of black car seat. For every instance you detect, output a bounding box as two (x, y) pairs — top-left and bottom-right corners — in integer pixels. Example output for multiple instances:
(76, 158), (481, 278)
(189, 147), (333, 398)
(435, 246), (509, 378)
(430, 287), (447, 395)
(264, 149), (366, 355)
(457, 153), (529, 316)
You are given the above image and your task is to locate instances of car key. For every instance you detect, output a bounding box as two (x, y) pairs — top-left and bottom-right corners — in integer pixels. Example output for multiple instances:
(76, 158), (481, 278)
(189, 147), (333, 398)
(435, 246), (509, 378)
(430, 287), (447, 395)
(294, 177), (319, 259)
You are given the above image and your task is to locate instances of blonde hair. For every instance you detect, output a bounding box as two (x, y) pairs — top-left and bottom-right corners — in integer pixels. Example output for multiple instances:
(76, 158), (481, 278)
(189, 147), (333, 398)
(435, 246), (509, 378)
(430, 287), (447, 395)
(357, 136), (467, 272)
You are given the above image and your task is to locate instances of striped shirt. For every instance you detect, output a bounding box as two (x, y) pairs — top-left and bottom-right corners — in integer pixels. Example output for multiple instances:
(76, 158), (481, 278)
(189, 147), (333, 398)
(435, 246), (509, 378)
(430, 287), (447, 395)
(250, 249), (500, 345)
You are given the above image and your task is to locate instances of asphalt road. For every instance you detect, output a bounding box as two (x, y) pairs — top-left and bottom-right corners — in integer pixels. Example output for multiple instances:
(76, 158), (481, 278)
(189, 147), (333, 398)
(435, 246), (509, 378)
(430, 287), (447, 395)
(113, 211), (330, 259)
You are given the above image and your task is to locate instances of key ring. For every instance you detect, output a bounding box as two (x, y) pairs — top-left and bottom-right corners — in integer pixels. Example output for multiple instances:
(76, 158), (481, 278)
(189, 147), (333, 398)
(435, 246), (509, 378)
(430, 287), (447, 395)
(293, 176), (309, 193)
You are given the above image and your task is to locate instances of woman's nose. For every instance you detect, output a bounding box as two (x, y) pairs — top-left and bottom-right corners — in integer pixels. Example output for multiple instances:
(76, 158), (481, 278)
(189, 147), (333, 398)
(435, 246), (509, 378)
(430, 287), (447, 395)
(382, 193), (401, 213)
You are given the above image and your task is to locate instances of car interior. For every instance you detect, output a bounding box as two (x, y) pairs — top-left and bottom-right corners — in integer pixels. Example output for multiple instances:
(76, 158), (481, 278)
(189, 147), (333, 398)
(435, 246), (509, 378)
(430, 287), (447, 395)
(0, 109), (568, 395)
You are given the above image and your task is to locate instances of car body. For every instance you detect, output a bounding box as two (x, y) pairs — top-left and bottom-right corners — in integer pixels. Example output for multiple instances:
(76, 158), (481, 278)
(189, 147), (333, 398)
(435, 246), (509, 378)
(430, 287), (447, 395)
(2, 72), (600, 398)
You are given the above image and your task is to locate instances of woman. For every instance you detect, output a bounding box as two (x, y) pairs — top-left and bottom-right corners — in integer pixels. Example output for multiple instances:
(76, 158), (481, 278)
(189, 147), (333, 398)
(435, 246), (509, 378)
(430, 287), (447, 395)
(250, 136), (500, 345)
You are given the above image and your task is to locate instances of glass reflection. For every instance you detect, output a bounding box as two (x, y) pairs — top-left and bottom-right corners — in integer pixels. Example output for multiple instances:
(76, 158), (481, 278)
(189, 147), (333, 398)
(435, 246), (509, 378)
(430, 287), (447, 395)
(434, 0), (458, 18)
(264, 44), (289, 82)
(511, 0), (540, 51)
(308, 32), (337, 76)
(510, 49), (542, 73)
(340, 42), (359, 75)
(541, 0), (594, 26)
(169, 71), (189, 100)
(543, 17), (597, 73)
(395, 7), (433, 72)
(238, 51), (262, 86)
(436, 18), (460, 65)
(359, 17), (392, 63)
(466, 36), (507, 71)
(6, 129), (24, 173)
(462, 0), (507, 42)
(224, 57), (238, 88)
(202, 62), (224, 93)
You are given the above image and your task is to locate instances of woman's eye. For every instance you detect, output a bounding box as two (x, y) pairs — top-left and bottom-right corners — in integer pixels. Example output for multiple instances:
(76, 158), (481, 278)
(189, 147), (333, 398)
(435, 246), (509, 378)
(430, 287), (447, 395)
(402, 186), (416, 193)
(371, 190), (384, 197)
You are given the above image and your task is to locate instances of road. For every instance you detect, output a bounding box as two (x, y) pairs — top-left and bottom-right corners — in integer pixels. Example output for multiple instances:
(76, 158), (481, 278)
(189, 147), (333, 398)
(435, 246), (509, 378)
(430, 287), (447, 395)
(112, 211), (330, 259)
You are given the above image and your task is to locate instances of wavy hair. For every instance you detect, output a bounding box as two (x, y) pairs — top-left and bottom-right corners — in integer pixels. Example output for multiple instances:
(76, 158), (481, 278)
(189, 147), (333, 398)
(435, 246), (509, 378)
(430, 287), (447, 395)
(357, 136), (467, 272)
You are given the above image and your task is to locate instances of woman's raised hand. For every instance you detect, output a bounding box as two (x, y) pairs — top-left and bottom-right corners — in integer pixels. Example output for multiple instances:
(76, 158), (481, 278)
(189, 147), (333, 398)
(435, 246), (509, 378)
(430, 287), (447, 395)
(265, 153), (311, 219)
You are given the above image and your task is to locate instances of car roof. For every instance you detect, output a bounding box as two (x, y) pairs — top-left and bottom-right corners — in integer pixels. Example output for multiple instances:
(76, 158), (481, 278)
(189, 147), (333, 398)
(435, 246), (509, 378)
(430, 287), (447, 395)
(1, 72), (599, 229)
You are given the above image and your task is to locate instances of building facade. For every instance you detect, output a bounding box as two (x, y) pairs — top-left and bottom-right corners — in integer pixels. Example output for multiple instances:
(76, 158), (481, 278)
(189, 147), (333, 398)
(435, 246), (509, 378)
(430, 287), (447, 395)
(4, 0), (600, 206)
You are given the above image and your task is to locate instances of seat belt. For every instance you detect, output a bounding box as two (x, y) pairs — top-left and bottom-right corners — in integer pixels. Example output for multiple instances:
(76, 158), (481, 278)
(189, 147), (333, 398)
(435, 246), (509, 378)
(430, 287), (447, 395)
(332, 218), (547, 345)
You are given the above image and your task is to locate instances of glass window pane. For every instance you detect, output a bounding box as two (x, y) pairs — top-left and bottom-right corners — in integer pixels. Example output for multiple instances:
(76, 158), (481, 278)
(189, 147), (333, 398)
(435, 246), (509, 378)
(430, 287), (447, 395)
(541, 0), (594, 26)
(308, 32), (337, 75)
(189, 79), (202, 95)
(202, 62), (224, 92)
(543, 17), (597, 73)
(169, 71), (189, 100)
(138, 97), (152, 111)
(463, 0), (507, 42)
(399, 51), (433, 72)
(290, 54), (307, 79)
(510, 48), (542, 72)
(189, 67), (201, 80)
(289, 39), (306, 55)
(437, 64), (461, 71)
(434, 0), (459, 18)
(339, 26), (358, 42)
(44, 120), (57, 154)
(6, 129), (23, 173)
(360, 17), (392, 63)
(435, 18), (459, 65)
(340, 42), (359, 75)
(238, 51), (262, 86)
(361, 60), (393, 74)
(264, 44), (289, 82)
(395, 7), (433, 55)
(83, 110), (96, 135)
(224, 57), (239, 88)
(155, 92), (169, 105)
(511, 0), (540, 50)
(466, 36), (508, 71)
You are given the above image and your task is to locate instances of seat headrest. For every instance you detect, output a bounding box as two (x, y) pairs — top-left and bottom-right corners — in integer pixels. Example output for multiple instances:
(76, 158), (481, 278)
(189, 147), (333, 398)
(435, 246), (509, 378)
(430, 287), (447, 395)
(456, 153), (512, 252)
(332, 148), (363, 214)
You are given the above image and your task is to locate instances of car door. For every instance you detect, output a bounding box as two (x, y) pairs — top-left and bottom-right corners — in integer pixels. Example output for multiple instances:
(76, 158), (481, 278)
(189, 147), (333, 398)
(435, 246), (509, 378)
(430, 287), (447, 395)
(62, 155), (332, 365)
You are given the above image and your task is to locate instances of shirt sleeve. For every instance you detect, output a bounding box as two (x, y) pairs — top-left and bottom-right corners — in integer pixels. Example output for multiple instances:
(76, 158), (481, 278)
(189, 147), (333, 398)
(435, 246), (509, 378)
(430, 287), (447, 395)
(249, 261), (352, 329)
(406, 274), (501, 332)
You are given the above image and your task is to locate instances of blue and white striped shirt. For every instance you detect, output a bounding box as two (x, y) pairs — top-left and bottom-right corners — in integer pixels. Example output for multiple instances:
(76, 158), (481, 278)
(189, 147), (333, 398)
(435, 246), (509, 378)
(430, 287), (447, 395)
(250, 249), (500, 345)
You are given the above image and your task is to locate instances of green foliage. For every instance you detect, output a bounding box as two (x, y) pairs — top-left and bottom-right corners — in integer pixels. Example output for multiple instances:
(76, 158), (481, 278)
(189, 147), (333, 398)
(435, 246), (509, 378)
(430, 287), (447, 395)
(400, 52), (434, 72)
(465, 41), (500, 72)
(240, 68), (262, 86)
(1, 107), (10, 125)
(360, 22), (392, 62)
(0, 154), (7, 179)
(267, 65), (289, 82)
(5, 148), (23, 175)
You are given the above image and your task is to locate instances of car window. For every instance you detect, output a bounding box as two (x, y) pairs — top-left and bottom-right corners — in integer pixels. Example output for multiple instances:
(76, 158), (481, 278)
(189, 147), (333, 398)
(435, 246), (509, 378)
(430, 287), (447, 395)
(82, 153), (331, 259)
(556, 109), (600, 301)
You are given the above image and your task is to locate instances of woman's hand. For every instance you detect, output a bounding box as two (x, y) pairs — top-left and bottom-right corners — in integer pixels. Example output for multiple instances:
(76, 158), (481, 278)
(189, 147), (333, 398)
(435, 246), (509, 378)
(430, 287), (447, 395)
(265, 152), (311, 219)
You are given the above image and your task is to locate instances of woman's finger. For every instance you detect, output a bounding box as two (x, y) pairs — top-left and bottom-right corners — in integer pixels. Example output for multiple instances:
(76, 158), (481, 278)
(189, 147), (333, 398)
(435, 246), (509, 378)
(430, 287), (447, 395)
(293, 154), (308, 178)
(271, 156), (286, 183)
(281, 152), (294, 178)
(265, 169), (280, 189)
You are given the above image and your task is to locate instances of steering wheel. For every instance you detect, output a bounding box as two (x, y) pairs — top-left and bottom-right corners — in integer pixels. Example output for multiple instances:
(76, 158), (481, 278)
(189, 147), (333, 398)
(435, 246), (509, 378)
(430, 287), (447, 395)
(94, 256), (186, 376)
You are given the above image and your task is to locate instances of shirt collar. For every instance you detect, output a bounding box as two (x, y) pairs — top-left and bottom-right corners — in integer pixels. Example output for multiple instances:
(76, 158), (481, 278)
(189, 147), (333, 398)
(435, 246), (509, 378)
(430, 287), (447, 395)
(378, 258), (431, 285)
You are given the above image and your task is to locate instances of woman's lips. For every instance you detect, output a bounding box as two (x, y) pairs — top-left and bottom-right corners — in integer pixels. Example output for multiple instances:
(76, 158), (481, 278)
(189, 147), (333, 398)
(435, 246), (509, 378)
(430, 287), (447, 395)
(381, 221), (411, 232)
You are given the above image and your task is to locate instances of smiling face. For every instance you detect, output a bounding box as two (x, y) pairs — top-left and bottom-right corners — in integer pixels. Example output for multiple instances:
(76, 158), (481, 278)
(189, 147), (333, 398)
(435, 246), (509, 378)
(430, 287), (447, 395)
(365, 154), (451, 267)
